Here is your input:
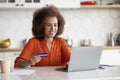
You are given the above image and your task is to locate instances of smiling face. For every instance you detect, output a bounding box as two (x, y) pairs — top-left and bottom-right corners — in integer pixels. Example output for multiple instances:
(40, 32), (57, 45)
(44, 16), (58, 39)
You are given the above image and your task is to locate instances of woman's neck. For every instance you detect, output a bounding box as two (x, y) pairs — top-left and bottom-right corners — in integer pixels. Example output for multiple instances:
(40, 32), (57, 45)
(44, 37), (53, 43)
(44, 38), (53, 51)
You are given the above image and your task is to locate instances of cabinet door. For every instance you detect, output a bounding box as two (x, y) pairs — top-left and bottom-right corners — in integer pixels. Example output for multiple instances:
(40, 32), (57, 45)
(15, 0), (24, 7)
(15, 0), (43, 8)
(0, 0), (43, 8)
(0, 0), (15, 8)
(3, 52), (20, 67)
(0, 0), (23, 8)
(0, 52), (4, 60)
(41, 0), (80, 8)
(22, 0), (44, 8)
(100, 50), (120, 65)
(0, 0), (15, 3)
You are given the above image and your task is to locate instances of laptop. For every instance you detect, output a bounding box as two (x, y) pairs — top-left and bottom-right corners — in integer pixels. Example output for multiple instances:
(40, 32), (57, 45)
(56, 46), (103, 72)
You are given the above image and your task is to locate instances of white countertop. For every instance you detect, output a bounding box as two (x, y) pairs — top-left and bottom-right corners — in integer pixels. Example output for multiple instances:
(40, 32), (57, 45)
(0, 66), (120, 80)
(0, 46), (120, 52)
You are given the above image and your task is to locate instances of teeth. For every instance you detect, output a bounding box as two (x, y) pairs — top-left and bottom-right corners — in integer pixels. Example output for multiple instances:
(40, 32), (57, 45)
(50, 31), (54, 35)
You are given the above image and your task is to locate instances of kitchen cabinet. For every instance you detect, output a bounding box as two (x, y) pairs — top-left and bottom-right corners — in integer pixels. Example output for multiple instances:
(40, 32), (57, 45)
(100, 49), (120, 65)
(0, 0), (120, 8)
(0, 0), (80, 8)
(0, 52), (4, 59)
(42, 0), (80, 8)
(3, 52), (20, 67)
(0, 52), (20, 67)
(0, 48), (21, 67)
(0, 0), (44, 8)
(1, 47), (120, 67)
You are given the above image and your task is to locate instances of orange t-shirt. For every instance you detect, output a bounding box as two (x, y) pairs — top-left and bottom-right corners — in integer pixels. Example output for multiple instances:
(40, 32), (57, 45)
(14, 37), (71, 68)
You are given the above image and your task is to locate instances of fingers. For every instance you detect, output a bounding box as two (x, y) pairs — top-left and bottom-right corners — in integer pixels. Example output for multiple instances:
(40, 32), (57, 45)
(30, 56), (41, 65)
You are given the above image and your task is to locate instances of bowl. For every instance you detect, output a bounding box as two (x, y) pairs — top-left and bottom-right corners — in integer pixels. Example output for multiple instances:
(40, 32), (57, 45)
(0, 38), (11, 48)
(81, 1), (97, 5)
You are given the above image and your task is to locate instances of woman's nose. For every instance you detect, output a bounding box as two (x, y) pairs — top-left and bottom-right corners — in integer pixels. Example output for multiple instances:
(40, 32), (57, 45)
(51, 25), (54, 30)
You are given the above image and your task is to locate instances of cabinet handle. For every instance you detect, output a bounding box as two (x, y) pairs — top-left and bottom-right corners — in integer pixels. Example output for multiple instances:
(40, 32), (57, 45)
(21, 4), (24, 6)
(16, 4), (19, 6)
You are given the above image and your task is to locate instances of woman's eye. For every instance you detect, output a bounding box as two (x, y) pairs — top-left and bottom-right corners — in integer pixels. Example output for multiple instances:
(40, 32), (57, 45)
(45, 23), (58, 27)
(46, 24), (51, 27)
(54, 24), (58, 27)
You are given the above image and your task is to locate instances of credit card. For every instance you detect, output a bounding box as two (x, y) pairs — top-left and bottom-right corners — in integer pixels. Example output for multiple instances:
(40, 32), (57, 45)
(38, 52), (48, 58)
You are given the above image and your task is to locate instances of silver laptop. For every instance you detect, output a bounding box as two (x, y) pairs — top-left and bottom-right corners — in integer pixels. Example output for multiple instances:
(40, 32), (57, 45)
(56, 46), (103, 72)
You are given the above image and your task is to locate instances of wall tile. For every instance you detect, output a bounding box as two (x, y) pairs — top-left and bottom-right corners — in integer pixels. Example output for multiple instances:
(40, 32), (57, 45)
(0, 8), (120, 48)
(110, 9), (120, 19)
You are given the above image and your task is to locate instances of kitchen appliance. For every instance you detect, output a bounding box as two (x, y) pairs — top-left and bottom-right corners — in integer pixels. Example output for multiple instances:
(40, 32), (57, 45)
(116, 33), (120, 45)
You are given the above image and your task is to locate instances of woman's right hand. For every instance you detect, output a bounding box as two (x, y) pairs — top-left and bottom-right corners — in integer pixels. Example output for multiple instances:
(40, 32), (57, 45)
(30, 56), (41, 65)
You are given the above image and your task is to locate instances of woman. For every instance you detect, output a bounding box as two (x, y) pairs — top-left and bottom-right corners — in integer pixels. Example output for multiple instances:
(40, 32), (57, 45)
(14, 6), (71, 68)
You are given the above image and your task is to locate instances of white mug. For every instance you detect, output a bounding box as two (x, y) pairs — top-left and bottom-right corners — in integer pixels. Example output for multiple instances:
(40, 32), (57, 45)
(0, 60), (11, 74)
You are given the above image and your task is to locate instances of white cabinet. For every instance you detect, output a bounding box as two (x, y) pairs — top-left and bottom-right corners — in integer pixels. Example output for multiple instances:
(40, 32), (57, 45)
(100, 49), (120, 65)
(0, 0), (80, 8)
(0, 52), (4, 60)
(0, 0), (43, 8)
(3, 52), (20, 67)
(42, 0), (80, 8)
(0, 0), (15, 8)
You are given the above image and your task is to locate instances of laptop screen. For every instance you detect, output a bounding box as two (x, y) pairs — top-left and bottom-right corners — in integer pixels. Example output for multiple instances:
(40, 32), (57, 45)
(68, 46), (103, 72)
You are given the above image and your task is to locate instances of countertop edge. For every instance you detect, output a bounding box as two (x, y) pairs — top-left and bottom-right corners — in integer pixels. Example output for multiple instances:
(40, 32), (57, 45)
(0, 48), (23, 52)
(104, 46), (120, 50)
(0, 46), (120, 52)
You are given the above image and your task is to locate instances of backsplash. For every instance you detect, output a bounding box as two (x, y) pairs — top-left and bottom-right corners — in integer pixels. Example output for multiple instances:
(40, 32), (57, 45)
(0, 8), (120, 48)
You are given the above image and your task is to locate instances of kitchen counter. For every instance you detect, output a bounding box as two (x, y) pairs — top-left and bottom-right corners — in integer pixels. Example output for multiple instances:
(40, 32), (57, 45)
(0, 48), (23, 52)
(0, 46), (120, 52)
(104, 46), (120, 50)
(0, 66), (120, 80)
